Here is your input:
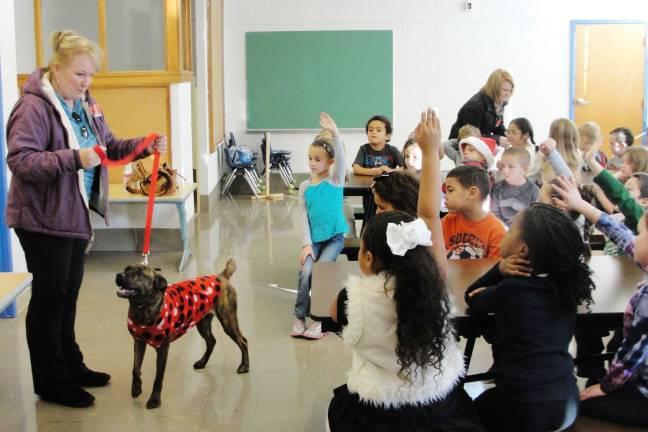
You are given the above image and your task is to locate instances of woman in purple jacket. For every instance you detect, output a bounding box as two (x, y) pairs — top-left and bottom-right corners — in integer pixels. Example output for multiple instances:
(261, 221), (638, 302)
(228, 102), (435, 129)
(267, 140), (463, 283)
(6, 30), (166, 408)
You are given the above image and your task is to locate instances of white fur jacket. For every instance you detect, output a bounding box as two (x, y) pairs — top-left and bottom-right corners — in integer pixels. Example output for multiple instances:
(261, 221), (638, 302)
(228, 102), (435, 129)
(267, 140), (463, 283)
(342, 273), (465, 409)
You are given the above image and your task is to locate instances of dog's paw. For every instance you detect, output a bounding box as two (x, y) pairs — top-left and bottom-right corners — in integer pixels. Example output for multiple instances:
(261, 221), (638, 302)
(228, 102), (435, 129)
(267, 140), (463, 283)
(131, 381), (142, 398)
(146, 397), (161, 409)
(193, 360), (207, 369)
(237, 364), (250, 374)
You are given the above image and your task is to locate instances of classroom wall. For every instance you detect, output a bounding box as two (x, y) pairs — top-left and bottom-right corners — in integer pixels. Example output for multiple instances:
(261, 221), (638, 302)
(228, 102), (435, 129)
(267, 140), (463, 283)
(223, 0), (648, 175)
(0, 0), (26, 273)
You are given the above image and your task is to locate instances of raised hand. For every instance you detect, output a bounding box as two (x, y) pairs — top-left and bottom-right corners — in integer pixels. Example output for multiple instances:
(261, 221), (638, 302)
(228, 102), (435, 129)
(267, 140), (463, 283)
(319, 112), (339, 137)
(539, 138), (557, 156)
(414, 108), (442, 155)
(551, 176), (586, 212)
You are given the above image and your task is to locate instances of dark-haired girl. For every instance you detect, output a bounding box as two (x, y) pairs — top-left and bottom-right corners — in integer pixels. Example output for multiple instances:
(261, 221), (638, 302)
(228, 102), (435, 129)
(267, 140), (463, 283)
(465, 203), (595, 432)
(371, 170), (420, 216)
(325, 110), (483, 431)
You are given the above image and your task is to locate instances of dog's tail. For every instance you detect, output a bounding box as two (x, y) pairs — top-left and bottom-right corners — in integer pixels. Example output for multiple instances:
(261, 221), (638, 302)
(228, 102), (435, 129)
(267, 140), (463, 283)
(221, 258), (236, 280)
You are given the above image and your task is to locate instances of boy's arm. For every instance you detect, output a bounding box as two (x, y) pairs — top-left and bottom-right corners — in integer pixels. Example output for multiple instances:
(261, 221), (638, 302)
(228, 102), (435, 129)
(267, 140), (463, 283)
(392, 146), (404, 168)
(415, 108), (448, 279)
(593, 169), (643, 231)
(352, 165), (381, 176)
(490, 184), (504, 223)
(551, 176), (641, 263)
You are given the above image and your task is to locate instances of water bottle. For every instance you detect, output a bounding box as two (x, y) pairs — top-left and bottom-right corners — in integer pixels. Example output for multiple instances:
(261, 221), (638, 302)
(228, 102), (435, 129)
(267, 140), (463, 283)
(123, 163), (133, 191)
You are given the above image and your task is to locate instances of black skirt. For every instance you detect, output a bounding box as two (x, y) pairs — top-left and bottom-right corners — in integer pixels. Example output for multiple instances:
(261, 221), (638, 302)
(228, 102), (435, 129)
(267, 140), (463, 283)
(328, 384), (484, 432)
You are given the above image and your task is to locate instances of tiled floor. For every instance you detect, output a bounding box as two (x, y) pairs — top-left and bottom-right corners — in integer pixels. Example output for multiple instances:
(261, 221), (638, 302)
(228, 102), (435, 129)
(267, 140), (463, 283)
(0, 195), (493, 431)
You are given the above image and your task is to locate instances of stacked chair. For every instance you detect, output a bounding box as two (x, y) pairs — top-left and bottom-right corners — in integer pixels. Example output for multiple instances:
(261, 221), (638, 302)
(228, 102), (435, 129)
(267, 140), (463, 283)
(221, 133), (262, 197)
(260, 136), (296, 189)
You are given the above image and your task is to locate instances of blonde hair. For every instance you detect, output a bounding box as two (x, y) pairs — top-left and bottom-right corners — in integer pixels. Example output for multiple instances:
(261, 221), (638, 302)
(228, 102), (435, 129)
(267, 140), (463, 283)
(624, 146), (648, 173)
(481, 69), (515, 101)
(578, 122), (601, 146)
(48, 30), (102, 70)
(545, 118), (582, 181)
(457, 124), (481, 141)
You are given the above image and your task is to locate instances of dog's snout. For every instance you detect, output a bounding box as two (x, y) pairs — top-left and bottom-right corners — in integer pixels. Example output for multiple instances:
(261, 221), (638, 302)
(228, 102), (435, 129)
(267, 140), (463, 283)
(116, 273), (125, 286)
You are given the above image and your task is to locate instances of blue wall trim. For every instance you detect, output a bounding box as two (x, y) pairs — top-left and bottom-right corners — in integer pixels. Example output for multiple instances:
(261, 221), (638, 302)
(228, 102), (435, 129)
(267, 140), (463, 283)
(0, 58), (13, 272)
(569, 20), (648, 144)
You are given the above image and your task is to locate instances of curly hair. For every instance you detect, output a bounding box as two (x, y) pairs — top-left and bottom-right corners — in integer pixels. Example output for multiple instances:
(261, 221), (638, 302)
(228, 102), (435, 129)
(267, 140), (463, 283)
(519, 203), (595, 312)
(362, 211), (451, 383)
(371, 171), (420, 216)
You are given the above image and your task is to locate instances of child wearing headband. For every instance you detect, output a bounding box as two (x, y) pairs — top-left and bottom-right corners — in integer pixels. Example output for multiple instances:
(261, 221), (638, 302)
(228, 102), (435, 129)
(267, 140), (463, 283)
(291, 113), (348, 340)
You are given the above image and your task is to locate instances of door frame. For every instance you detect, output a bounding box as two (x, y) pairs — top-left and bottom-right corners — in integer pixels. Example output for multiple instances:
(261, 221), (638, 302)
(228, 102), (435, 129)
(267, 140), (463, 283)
(569, 20), (648, 145)
(0, 57), (13, 272)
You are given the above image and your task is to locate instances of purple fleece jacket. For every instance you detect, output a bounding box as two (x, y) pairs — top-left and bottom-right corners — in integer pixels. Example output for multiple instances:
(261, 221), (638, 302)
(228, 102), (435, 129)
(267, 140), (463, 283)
(6, 68), (148, 240)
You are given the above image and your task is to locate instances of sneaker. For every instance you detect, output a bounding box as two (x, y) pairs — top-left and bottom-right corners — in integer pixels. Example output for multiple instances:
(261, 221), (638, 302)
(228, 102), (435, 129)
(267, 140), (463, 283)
(303, 321), (326, 340)
(290, 318), (306, 337)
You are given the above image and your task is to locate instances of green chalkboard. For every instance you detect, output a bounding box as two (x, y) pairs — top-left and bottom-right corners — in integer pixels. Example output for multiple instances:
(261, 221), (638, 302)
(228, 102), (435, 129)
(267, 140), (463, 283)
(246, 30), (393, 130)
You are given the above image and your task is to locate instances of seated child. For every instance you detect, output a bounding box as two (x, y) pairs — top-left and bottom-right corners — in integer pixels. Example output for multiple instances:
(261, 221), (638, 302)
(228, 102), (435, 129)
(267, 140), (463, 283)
(607, 127), (633, 172)
(352, 115), (403, 176)
(370, 170), (419, 216)
(618, 146), (648, 183)
(442, 165), (506, 259)
(465, 203), (595, 432)
(528, 118), (583, 184)
(459, 136), (497, 171)
(325, 109), (482, 431)
(578, 121), (607, 172)
(503, 118), (537, 166)
(443, 124), (481, 165)
(292, 113), (347, 340)
(553, 176), (648, 429)
(490, 147), (539, 226)
(402, 138), (422, 173)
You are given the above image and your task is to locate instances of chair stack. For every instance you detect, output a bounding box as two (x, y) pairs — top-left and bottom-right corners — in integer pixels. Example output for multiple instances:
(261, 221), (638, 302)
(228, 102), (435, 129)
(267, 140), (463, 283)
(221, 133), (262, 197)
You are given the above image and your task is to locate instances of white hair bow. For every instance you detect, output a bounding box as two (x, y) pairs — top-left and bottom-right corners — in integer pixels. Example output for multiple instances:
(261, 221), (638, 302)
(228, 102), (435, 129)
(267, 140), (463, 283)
(386, 218), (433, 256)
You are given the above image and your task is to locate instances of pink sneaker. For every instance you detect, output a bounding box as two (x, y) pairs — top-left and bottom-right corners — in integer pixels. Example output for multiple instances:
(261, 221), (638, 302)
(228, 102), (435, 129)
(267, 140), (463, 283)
(303, 321), (327, 340)
(290, 318), (306, 337)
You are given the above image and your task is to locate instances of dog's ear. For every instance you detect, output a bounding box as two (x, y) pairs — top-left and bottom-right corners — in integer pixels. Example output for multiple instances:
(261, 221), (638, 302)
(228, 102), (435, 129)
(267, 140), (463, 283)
(153, 274), (168, 292)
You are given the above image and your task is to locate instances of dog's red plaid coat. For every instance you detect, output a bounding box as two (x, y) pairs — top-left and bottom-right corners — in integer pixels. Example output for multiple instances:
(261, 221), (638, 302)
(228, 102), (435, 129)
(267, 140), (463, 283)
(128, 276), (222, 348)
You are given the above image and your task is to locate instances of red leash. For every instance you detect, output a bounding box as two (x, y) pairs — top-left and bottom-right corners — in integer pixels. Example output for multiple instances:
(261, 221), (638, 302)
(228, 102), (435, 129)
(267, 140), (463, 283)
(93, 133), (160, 264)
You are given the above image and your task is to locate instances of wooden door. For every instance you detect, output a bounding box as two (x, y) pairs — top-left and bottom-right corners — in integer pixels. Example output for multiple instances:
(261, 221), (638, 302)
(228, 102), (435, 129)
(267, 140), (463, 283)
(573, 23), (646, 154)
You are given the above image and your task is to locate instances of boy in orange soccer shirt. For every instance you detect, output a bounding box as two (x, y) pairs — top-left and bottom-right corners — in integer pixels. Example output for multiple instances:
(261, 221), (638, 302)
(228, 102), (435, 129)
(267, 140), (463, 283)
(442, 165), (506, 259)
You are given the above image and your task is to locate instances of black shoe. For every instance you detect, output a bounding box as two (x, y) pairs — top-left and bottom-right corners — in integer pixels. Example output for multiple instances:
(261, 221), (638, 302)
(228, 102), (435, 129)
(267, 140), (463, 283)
(73, 369), (111, 387)
(39, 385), (95, 408)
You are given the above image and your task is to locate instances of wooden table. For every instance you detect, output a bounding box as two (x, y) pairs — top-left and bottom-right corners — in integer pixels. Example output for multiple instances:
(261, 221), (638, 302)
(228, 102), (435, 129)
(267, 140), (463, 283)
(343, 174), (374, 197)
(311, 255), (644, 380)
(0, 272), (32, 318)
(108, 183), (197, 272)
(343, 174), (375, 232)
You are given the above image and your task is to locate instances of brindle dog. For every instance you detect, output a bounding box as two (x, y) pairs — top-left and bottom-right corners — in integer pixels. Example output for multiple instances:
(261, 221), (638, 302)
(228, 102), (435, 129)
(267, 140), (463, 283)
(116, 259), (249, 409)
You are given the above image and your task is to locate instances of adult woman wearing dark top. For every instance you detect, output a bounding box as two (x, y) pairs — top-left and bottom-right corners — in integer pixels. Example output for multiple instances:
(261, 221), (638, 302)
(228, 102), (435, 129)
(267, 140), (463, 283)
(6, 30), (166, 408)
(449, 69), (514, 145)
(465, 203), (595, 432)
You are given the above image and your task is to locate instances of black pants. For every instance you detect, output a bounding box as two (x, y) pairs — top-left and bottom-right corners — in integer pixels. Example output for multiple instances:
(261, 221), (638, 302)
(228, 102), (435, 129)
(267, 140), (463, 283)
(475, 387), (577, 432)
(580, 384), (648, 427)
(16, 229), (89, 394)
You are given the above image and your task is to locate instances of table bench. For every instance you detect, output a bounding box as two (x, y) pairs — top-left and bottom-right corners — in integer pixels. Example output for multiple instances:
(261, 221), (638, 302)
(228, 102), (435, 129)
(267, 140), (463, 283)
(0, 272), (33, 318)
(107, 183), (197, 272)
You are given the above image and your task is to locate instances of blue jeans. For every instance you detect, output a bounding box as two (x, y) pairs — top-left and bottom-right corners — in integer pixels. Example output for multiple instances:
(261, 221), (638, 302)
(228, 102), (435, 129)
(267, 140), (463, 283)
(295, 233), (344, 318)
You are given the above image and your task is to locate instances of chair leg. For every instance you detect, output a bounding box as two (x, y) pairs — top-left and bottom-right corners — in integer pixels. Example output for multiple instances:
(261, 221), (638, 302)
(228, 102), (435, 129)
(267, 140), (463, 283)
(282, 161), (296, 184)
(221, 170), (237, 196)
(243, 169), (260, 197)
(277, 164), (292, 187)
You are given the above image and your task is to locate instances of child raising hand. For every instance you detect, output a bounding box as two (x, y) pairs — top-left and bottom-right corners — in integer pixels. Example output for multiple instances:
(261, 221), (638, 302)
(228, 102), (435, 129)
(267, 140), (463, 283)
(325, 109), (482, 431)
(292, 113), (348, 339)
